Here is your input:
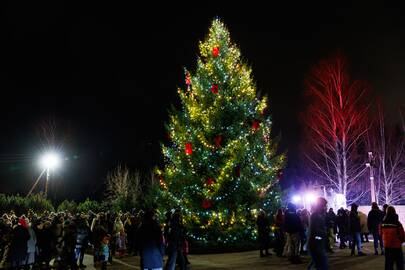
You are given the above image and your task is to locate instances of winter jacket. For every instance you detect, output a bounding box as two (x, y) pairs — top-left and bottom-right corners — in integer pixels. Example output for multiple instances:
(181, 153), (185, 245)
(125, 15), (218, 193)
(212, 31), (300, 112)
(26, 226), (37, 265)
(380, 220), (405, 249)
(358, 211), (368, 234)
(9, 224), (30, 266)
(349, 211), (361, 233)
(308, 211), (327, 251)
(27, 226), (37, 253)
(326, 210), (337, 233)
(367, 209), (383, 232)
(284, 210), (303, 234)
(137, 219), (164, 269)
(166, 220), (185, 251)
(76, 220), (90, 248)
(257, 215), (270, 237)
(336, 210), (349, 235)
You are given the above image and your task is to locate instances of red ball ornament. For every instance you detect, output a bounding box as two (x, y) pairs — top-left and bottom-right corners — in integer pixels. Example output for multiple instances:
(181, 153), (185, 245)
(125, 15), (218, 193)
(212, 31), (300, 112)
(212, 46), (220, 58)
(252, 120), (260, 131)
(202, 199), (212, 209)
(185, 72), (191, 85)
(185, 142), (193, 155)
(211, 84), (219, 94)
(206, 178), (215, 186)
(214, 135), (222, 147)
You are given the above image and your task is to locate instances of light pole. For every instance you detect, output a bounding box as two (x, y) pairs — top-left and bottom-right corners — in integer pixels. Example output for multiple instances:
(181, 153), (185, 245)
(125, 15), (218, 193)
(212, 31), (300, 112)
(366, 151), (377, 204)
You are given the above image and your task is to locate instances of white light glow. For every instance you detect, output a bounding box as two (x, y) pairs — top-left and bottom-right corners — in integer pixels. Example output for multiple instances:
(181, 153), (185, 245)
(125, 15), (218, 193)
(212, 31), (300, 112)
(305, 193), (316, 203)
(292, 195), (302, 203)
(40, 153), (61, 170)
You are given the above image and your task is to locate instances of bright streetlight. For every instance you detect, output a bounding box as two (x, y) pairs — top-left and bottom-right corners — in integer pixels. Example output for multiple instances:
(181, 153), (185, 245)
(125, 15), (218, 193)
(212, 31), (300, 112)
(40, 153), (61, 170)
(41, 152), (61, 198)
(27, 152), (62, 198)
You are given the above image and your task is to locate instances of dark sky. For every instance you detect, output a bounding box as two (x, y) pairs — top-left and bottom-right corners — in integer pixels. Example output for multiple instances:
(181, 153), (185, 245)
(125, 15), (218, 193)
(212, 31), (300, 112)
(1, 3), (404, 201)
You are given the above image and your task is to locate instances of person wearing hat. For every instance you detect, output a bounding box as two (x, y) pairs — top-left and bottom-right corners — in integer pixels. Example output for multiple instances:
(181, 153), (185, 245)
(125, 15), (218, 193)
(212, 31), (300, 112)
(307, 197), (328, 270)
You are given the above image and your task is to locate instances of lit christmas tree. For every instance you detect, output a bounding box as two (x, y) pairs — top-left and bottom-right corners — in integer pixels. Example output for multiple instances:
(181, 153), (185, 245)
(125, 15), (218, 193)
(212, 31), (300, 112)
(158, 19), (285, 247)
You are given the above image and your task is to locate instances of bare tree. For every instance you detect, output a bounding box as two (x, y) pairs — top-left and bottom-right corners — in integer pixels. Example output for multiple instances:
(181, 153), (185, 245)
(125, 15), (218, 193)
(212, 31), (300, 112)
(370, 106), (405, 204)
(302, 54), (371, 203)
(105, 165), (140, 202)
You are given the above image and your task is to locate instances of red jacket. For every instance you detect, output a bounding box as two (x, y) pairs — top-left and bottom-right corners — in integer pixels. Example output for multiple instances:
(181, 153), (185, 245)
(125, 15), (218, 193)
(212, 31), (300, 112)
(380, 222), (405, 249)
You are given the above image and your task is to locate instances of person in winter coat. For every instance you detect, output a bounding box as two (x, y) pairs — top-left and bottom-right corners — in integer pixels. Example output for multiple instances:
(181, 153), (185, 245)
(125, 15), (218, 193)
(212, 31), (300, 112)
(336, 208), (349, 249)
(100, 235), (110, 270)
(358, 211), (369, 242)
(137, 209), (164, 270)
(106, 212), (116, 264)
(9, 217), (30, 268)
(51, 215), (65, 266)
(75, 214), (91, 267)
(114, 216), (126, 258)
(125, 216), (138, 256)
(35, 219), (53, 269)
(26, 221), (38, 267)
(283, 203), (304, 264)
(91, 216), (107, 266)
(273, 209), (285, 257)
(325, 208), (337, 252)
(368, 202), (384, 255)
(349, 204), (365, 256)
(380, 206), (405, 270)
(307, 197), (328, 270)
(165, 209), (186, 270)
(60, 220), (78, 270)
(257, 210), (271, 257)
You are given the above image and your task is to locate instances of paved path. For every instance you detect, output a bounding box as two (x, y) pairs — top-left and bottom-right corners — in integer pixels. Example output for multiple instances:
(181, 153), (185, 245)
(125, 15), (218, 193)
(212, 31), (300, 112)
(82, 242), (399, 269)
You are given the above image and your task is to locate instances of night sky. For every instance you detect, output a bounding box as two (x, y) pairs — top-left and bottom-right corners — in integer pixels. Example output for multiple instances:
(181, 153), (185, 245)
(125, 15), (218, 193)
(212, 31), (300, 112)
(1, 3), (404, 201)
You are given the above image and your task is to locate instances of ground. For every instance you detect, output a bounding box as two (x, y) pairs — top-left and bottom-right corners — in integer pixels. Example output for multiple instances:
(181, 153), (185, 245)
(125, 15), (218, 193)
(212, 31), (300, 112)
(82, 242), (398, 270)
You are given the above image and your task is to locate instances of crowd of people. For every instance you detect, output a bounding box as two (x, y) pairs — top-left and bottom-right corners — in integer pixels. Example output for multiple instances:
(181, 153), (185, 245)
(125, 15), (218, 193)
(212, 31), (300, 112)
(0, 208), (190, 270)
(1, 199), (404, 270)
(257, 199), (405, 270)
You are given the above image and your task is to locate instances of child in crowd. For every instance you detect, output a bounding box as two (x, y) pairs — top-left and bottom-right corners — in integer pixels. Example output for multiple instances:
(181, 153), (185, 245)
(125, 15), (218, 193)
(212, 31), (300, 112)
(100, 234), (111, 270)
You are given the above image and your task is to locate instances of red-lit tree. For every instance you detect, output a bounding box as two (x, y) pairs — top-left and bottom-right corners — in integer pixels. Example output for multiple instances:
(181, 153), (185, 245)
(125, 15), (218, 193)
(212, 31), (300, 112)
(302, 54), (371, 203)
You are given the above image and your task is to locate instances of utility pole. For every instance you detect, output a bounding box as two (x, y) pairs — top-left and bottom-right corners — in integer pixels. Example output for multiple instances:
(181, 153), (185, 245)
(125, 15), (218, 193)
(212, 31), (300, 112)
(45, 168), (50, 198)
(366, 151), (377, 204)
